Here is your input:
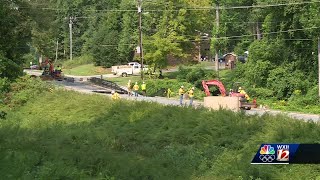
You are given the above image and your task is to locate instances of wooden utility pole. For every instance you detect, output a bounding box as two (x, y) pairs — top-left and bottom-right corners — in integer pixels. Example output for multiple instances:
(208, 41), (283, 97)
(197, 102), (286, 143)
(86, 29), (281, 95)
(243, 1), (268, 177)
(256, 22), (262, 40)
(215, 3), (220, 78)
(138, 0), (144, 80)
(69, 17), (74, 61)
(318, 37), (320, 98)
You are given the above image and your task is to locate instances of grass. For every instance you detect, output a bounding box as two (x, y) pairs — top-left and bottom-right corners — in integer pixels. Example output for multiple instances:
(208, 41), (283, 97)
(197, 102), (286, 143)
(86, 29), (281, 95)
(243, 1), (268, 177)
(1, 80), (320, 179)
(258, 98), (320, 114)
(63, 64), (111, 76)
(106, 76), (143, 86)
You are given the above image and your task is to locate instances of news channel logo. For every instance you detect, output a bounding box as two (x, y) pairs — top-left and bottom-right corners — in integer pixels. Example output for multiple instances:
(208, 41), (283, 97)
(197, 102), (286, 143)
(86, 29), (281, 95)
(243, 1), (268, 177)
(251, 144), (290, 164)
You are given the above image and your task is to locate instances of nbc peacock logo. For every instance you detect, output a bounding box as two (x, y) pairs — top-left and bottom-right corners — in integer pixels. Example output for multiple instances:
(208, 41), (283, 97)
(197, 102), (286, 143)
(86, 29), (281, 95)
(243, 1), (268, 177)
(259, 145), (276, 163)
(260, 145), (275, 155)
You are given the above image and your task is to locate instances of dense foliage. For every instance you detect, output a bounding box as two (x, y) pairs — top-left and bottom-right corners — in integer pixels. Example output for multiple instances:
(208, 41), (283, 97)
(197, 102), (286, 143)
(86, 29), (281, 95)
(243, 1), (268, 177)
(1, 79), (320, 179)
(0, 0), (31, 79)
(1, 1), (319, 101)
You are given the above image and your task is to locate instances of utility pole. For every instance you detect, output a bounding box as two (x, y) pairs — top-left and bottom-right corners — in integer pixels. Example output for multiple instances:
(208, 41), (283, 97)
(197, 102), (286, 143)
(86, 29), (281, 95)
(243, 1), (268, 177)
(138, 0), (144, 80)
(318, 37), (320, 98)
(256, 22), (262, 40)
(69, 17), (74, 61)
(215, 2), (220, 78)
(195, 30), (201, 62)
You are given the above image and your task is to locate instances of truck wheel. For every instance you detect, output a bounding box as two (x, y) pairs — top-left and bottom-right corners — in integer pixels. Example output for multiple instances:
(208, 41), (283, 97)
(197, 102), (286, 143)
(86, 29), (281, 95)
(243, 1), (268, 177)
(122, 73), (127, 77)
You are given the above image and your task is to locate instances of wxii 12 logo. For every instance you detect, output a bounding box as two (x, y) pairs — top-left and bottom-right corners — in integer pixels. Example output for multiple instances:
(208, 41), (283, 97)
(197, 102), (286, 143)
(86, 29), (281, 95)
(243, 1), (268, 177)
(276, 145), (289, 162)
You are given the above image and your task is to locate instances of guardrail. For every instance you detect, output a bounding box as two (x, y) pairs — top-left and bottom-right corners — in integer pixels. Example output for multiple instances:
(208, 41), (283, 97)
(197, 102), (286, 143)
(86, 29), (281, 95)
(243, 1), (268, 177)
(88, 77), (128, 94)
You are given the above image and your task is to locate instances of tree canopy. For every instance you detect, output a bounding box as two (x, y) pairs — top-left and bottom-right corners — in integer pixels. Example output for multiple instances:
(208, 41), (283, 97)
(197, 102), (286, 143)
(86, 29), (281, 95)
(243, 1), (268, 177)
(0, 0), (319, 98)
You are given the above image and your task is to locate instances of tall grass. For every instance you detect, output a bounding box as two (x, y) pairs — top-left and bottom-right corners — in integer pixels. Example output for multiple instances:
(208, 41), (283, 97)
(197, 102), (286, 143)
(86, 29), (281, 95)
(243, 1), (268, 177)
(61, 55), (94, 69)
(1, 79), (320, 179)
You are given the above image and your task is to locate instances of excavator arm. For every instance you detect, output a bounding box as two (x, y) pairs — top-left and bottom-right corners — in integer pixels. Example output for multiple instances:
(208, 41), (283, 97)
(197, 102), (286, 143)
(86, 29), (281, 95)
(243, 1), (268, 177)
(202, 80), (227, 96)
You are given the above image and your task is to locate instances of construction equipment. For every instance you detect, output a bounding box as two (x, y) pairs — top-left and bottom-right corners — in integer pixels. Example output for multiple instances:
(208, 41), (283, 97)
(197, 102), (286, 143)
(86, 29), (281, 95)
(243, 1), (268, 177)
(202, 80), (257, 110)
(40, 59), (64, 81)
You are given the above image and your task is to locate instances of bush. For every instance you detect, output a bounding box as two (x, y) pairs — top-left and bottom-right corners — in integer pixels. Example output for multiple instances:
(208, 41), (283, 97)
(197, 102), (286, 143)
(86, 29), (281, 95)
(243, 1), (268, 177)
(289, 86), (319, 106)
(145, 78), (205, 99)
(267, 65), (309, 99)
(248, 87), (274, 99)
(4, 76), (54, 108)
(176, 66), (216, 89)
(62, 55), (94, 69)
(0, 77), (10, 94)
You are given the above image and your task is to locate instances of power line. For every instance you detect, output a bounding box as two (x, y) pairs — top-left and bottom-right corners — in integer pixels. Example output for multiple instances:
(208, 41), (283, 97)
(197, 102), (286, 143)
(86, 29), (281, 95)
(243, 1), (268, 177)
(215, 26), (320, 40)
(94, 27), (319, 47)
(19, 1), (320, 12)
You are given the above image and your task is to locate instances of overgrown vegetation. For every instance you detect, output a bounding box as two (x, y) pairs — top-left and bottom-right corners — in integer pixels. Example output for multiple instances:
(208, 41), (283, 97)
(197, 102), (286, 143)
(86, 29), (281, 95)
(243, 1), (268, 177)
(1, 78), (320, 179)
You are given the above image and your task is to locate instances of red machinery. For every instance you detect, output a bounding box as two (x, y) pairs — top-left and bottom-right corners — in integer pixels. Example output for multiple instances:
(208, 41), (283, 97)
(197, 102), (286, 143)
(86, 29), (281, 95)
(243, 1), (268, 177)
(40, 58), (63, 81)
(202, 80), (244, 97)
(202, 80), (256, 110)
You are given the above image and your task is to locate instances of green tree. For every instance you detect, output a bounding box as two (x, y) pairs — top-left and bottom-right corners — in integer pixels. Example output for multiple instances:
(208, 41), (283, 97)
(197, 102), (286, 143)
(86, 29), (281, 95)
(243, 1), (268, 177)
(0, 0), (31, 79)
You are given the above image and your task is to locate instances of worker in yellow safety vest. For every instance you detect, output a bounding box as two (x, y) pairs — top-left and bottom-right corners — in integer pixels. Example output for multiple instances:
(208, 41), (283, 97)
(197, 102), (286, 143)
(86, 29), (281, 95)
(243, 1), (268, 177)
(111, 91), (120, 100)
(188, 87), (195, 106)
(179, 86), (185, 106)
(141, 82), (146, 96)
(127, 80), (132, 96)
(133, 82), (139, 97)
(239, 87), (250, 101)
(167, 88), (172, 98)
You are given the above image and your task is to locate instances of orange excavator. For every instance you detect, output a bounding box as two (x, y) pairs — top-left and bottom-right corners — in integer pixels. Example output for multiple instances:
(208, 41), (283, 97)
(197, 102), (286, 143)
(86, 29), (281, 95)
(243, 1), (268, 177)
(202, 79), (257, 110)
(40, 58), (63, 81)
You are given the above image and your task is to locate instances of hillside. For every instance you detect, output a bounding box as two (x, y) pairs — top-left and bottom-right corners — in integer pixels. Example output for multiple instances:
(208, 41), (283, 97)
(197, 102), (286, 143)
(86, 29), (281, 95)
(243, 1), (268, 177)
(1, 80), (320, 179)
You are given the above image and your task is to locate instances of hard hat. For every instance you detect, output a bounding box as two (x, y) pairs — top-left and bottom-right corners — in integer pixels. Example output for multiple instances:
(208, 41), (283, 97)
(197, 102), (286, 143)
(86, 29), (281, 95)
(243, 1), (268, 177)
(111, 90), (115, 94)
(143, 82), (145, 84)
(191, 87), (195, 90)
(239, 87), (242, 90)
(135, 82), (138, 84)
(181, 86), (184, 88)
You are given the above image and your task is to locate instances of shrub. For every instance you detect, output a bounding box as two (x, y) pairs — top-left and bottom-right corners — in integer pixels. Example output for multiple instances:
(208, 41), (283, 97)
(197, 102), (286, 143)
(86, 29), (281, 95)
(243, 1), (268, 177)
(4, 76), (54, 108)
(289, 86), (319, 106)
(267, 65), (309, 99)
(248, 87), (274, 99)
(145, 79), (205, 99)
(62, 55), (94, 69)
(176, 66), (216, 89)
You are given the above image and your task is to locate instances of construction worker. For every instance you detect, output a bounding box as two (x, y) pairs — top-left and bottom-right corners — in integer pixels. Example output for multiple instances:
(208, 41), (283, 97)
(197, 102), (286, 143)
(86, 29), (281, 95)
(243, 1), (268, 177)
(141, 82), (146, 96)
(133, 82), (139, 97)
(229, 89), (234, 96)
(179, 86), (185, 106)
(238, 87), (242, 93)
(167, 88), (172, 98)
(239, 87), (250, 101)
(127, 80), (132, 96)
(56, 65), (62, 72)
(111, 90), (120, 100)
(188, 87), (195, 106)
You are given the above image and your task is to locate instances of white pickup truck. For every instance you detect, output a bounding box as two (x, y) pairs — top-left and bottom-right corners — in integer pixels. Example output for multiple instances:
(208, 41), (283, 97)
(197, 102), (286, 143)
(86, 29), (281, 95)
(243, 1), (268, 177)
(111, 62), (148, 77)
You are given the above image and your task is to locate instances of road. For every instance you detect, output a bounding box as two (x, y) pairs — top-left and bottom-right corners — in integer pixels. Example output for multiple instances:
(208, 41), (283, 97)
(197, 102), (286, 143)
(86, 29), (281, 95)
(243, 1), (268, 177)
(25, 69), (320, 122)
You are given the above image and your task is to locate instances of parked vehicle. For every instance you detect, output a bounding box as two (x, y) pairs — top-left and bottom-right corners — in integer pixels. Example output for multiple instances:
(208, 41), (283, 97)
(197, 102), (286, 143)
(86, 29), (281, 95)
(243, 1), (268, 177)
(111, 63), (148, 77)
(30, 64), (39, 69)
